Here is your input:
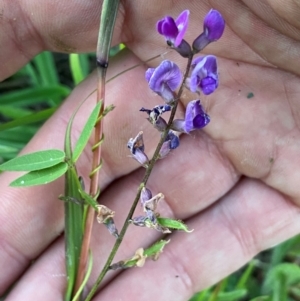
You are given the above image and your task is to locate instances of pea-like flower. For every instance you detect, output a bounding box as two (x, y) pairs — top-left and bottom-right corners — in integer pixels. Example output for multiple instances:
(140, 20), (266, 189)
(171, 100), (210, 133)
(127, 131), (149, 167)
(193, 9), (225, 52)
(146, 60), (182, 103)
(157, 10), (190, 47)
(188, 55), (218, 95)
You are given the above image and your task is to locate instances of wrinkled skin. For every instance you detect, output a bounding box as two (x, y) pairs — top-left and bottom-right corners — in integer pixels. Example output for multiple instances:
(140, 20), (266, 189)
(1, 0), (300, 300)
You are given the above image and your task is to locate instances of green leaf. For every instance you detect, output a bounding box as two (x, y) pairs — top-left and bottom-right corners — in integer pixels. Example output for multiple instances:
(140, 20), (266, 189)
(0, 149), (65, 171)
(249, 297), (271, 301)
(263, 263), (300, 294)
(157, 217), (193, 232)
(79, 188), (99, 210)
(72, 102), (102, 162)
(216, 289), (248, 301)
(270, 236), (300, 267)
(64, 166), (84, 301)
(71, 250), (93, 301)
(10, 162), (68, 187)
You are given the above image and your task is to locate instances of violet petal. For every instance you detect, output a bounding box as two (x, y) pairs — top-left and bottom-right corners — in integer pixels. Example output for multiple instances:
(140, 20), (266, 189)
(189, 55), (218, 95)
(204, 9), (225, 41)
(174, 10), (190, 46)
(171, 119), (187, 133)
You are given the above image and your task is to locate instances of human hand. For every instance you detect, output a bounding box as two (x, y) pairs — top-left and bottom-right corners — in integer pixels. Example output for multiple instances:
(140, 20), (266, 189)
(1, 1), (300, 300)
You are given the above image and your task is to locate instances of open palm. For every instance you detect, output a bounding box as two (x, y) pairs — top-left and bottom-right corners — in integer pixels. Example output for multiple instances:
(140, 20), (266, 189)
(1, 0), (300, 300)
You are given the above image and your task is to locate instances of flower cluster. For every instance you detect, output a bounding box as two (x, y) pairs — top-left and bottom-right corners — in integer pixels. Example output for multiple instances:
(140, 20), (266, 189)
(130, 187), (171, 233)
(127, 9), (225, 232)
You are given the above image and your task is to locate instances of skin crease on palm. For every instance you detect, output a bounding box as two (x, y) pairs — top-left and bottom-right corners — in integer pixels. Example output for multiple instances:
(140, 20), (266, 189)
(1, 0), (300, 299)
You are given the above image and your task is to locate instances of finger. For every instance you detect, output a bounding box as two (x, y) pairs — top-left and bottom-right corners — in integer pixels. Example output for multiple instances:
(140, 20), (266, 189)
(5, 0), (300, 81)
(0, 0), (123, 80)
(209, 0), (300, 75)
(4, 127), (240, 300)
(94, 178), (300, 301)
(7, 176), (300, 300)
(0, 49), (164, 293)
(265, 0), (300, 29)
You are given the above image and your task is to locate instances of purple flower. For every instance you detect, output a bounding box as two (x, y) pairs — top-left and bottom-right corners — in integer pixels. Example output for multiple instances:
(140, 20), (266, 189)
(127, 132), (149, 166)
(189, 55), (218, 95)
(204, 9), (225, 41)
(140, 187), (164, 212)
(159, 130), (180, 158)
(172, 100), (210, 133)
(157, 10), (190, 47)
(193, 9), (225, 52)
(146, 60), (182, 103)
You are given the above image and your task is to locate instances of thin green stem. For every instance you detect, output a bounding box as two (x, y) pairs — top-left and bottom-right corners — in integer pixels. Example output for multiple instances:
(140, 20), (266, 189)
(85, 53), (194, 301)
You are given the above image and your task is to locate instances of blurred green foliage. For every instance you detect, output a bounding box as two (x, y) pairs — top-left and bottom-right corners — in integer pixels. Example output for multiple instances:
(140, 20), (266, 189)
(0, 46), (300, 300)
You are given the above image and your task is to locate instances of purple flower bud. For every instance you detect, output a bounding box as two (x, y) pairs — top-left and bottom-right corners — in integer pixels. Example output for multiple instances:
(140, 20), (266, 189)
(157, 10), (190, 47)
(204, 9), (225, 41)
(172, 100), (210, 133)
(146, 60), (182, 103)
(189, 55), (218, 95)
(140, 187), (152, 206)
(193, 9), (225, 52)
(127, 132), (149, 166)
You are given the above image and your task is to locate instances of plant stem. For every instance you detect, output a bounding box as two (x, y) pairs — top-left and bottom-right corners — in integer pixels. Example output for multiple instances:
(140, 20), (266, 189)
(73, 0), (120, 298)
(85, 53), (194, 301)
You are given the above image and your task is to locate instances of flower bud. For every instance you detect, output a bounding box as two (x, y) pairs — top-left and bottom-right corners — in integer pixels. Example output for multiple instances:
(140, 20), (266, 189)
(127, 132), (149, 167)
(192, 9), (225, 52)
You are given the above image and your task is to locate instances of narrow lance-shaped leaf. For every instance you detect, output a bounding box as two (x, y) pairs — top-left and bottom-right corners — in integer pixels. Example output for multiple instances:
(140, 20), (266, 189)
(0, 149), (66, 171)
(72, 102), (102, 162)
(10, 162), (68, 187)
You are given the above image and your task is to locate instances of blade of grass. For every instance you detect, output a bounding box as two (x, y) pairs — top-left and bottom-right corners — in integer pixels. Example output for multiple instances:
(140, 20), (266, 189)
(0, 127), (36, 143)
(34, 51), (59, 85)
(33, 51), (61, 106)
(235, 260), (257, 289)
(23, 62), (39, 86)
(0, 106), (32, 119)
(0, 107), (56, 131)
(0, 86), (70, 106)
(69, 54), (88, 85)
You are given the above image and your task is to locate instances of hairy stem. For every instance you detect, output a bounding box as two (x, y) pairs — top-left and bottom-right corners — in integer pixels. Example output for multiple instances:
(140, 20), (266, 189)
(73, 0), (120, 298)
(85, 53), (194, 301)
